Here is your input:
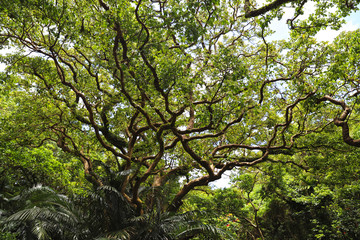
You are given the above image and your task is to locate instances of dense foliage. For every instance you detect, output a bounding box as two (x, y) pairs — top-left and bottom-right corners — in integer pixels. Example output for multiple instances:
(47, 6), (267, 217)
(1, 0), (360, 239)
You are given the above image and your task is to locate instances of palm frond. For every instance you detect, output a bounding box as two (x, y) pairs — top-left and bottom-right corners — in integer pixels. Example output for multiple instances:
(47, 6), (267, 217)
(1, 185), (85, 239)
(32, 220), (52, 240)
(21, 184), (55, 199)
(175, 223), (234, 240)
(6, 207), (43, 222)
(5, 207), (76, 227)
(95, 228), (133, 240)
(97, 185), (123, 199)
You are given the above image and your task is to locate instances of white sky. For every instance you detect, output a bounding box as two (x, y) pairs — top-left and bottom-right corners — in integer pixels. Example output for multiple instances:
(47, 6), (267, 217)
(268, 2), (360, 41)
(0, 48), (10, 72)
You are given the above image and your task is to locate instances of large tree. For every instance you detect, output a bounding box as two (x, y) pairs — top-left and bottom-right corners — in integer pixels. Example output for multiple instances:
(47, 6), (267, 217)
(1, 0), (360, 214)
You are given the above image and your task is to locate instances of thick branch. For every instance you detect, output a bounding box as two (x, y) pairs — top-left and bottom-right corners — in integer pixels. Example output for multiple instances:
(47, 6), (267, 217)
(168, 152), (269, 212)
(318, 95), (360, 147)
(244, 0), (295, 18)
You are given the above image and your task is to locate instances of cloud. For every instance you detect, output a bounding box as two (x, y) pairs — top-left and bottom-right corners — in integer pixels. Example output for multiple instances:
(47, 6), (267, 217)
(0, 49), (11, 72)
(315, 21), (359, 42)
(268, 2), (360, 42)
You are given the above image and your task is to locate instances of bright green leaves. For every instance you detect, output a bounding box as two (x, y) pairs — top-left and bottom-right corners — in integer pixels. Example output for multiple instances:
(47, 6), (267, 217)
(285, 0), (357, 35)
(1, 90), (56, 144)
(0, 0), (70, 49)
(211, 45), (248, 82)
(329, 29), (360, 85)
(233, 172), (256, 194)
(0, 142), (86, 194)
(161, 0), (218, 43)
(153, 48), (192, 94)
(1, 0), (360, 223)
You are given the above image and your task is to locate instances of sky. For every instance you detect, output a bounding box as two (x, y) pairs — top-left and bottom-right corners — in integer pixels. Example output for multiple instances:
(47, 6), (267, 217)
(268, 2), (360, 41)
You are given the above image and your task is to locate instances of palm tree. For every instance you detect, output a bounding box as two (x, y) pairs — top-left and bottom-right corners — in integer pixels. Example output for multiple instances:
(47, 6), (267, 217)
(85, 185), (229, 240)
(1, 181), (230, 240)
(85, 166), (230, 240)
(0, 184), (88, 240)
(82, 185), (135, 239)
(128, 209), (229, 240)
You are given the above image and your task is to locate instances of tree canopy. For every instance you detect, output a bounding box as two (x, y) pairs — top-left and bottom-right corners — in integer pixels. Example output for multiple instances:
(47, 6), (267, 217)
(1, 0), (360, 238)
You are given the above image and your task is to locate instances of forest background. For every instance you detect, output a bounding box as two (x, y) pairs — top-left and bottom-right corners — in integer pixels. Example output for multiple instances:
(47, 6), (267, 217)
(2, 0), (360, 239)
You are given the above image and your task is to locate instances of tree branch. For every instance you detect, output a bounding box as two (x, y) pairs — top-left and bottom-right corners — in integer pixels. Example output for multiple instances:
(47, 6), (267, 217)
(318, 95), (360, 147)
(244, 0), (295, 18)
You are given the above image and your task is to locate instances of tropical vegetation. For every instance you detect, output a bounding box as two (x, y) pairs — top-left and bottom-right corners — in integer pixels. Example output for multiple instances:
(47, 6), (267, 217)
(1, 0), (360, 239)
